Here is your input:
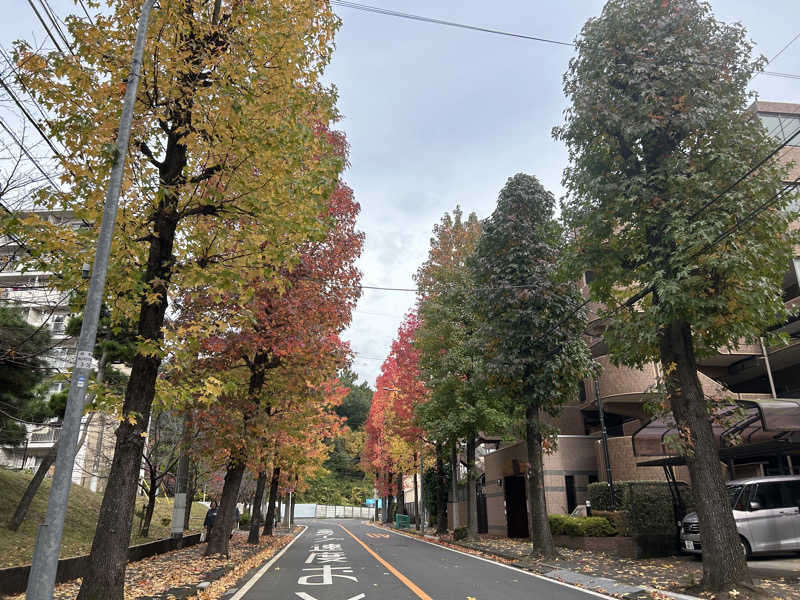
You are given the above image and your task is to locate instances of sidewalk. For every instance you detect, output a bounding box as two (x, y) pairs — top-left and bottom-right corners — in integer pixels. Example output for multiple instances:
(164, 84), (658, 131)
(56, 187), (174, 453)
(6, 528), (298, 600)
(376, 524), (799, 600)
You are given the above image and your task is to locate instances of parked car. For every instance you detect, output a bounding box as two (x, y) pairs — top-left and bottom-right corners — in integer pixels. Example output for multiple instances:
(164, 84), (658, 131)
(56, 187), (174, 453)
(680, 475), (800, 558)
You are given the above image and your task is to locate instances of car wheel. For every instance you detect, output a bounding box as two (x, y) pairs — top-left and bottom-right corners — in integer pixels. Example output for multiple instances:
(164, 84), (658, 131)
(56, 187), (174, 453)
(740, 537), (751, 560)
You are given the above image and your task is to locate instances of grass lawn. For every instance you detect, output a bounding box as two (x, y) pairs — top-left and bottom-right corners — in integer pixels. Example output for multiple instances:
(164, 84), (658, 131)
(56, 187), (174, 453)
(0, 468), (207, 568)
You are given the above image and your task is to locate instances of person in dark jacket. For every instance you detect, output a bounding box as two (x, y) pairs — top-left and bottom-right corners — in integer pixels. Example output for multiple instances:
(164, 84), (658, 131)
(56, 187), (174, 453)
(203, 500), (218, 541)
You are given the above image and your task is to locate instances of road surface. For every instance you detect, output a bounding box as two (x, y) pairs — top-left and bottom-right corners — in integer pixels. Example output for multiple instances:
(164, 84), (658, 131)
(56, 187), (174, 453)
(229, 519), (610, 600)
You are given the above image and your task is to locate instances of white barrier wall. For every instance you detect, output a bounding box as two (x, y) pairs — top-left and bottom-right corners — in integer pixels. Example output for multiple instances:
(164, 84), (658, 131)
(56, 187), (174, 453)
(291, 504), (373, 519)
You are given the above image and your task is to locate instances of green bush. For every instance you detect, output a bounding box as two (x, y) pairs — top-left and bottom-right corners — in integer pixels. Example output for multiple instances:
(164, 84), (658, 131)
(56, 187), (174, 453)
(593, 510), (632, 536)
(453, 527), (468, 541)
(587, 481), (624, 511)
(548, 514), (615, 537)
(239, 512), (251, 528)
(547, 514), (571, 535)
(587, 481), (693, 535)
(581, 516), (616, 537)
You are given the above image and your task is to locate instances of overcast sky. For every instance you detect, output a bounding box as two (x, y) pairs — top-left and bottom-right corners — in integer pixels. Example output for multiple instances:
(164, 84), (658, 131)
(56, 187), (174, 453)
(3, 1), (799, 388)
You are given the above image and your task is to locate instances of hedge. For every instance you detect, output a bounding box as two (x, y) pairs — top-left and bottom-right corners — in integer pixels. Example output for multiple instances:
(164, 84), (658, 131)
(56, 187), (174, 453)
(593, 509), (631, 536)
(547, 514), (616, 537)
(588, 481), (693, 535)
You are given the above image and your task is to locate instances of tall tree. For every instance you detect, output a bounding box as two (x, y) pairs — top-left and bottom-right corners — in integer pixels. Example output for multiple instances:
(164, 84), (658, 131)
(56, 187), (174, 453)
(415, 207), (505, 539)
(11, 1), (344, 597)
(555, 0), (796, 590)
(470, 174), (593, 556)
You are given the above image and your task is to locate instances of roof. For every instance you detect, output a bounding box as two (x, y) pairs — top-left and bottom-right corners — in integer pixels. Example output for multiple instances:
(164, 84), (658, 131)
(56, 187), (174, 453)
(632, 398), (800, 457)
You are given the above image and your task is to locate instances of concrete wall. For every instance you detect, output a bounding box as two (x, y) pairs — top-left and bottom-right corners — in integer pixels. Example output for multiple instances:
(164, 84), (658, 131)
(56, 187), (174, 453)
(595, 436), (690, 484)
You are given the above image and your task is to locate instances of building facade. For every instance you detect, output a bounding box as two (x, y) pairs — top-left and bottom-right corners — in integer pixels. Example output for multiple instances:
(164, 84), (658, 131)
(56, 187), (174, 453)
(0, 209), (116, 492)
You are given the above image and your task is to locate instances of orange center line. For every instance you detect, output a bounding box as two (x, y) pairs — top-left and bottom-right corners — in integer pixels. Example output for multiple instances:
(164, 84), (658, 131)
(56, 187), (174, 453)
(339, 524), (433, 600)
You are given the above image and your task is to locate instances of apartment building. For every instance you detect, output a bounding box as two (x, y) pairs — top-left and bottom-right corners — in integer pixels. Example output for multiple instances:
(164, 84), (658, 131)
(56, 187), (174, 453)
(0, 208), (116, 492)
(478, 101), (800, 538)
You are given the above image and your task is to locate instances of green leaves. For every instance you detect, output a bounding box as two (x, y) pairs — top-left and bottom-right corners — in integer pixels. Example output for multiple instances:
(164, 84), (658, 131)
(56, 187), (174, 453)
(557, 0), (797, 365)
(470, 174), (593, 417)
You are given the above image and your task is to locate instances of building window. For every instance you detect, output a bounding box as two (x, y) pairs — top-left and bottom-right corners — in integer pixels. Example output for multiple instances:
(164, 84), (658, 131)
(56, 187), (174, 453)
(52, 315), (65, 333)
(759, 113), (800, 147)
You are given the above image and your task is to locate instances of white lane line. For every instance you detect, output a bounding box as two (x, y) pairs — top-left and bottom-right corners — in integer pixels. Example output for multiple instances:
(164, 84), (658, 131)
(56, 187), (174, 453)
(368, 525), (621, 600)
(228, 526), (308, 600)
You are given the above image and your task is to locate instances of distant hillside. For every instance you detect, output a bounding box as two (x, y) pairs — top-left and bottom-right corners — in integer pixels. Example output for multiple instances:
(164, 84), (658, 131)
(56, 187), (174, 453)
(0, 468), (205, 568)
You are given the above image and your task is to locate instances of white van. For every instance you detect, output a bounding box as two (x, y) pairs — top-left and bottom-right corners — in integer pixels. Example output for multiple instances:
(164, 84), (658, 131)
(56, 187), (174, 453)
(680, 475), (800, 557)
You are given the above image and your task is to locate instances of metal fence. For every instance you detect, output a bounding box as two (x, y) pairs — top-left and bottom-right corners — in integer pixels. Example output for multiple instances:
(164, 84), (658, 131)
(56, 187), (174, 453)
(291, 504), (374, 519)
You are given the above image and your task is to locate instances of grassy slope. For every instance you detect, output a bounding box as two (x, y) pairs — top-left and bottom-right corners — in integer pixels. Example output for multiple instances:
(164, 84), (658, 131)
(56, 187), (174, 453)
(0, 468), (207, 568)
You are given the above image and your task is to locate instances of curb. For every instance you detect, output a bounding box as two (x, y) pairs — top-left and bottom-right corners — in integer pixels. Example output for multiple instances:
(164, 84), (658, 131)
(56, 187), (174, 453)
(373, 523), (701, 600)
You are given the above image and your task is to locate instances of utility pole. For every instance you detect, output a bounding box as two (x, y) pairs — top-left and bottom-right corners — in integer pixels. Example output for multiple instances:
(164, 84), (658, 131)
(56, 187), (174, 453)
(26, 2), (156, 598)
(170, 414), (190, 541)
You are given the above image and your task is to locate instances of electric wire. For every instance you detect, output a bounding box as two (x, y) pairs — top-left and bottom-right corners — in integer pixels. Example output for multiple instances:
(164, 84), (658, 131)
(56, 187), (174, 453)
(332, 1), (800, 81)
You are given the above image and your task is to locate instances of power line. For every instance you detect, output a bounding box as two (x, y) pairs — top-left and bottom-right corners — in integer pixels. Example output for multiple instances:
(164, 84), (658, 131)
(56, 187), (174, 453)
(331, 1), (574, 47)
(333, 2), (800, 81)
(25, 0), (65, 55)
(767, 31), (800, 66)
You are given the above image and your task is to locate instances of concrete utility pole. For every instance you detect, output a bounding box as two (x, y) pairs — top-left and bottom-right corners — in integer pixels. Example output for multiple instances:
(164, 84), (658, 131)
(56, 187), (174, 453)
(26, 2), (156, 598)
(170, 415), (190, 540)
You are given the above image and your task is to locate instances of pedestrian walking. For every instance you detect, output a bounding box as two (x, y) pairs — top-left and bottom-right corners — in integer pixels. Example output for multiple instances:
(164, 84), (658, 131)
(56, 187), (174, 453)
(203, 500), (218, 541)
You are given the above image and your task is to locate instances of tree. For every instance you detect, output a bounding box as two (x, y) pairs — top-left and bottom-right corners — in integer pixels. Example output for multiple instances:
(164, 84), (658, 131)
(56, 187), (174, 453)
(415, 207), (505, 539)
(554, 0), (796, 590)
(137, 409), (183, 537)
(470, 174), (593, 556)
(336, 368), (372, 430)
(0, 306), (54, 445)
(10, 1), (344, 596)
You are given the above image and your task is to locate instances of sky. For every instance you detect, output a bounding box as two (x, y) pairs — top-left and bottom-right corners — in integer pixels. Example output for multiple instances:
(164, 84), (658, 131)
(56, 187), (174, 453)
(2, 1), (799, 387)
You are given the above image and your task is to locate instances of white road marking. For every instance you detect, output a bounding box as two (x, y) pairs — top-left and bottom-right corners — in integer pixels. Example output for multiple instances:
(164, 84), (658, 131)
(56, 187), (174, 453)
(368, 525), (624, 600)
(227, 526), (308, 600)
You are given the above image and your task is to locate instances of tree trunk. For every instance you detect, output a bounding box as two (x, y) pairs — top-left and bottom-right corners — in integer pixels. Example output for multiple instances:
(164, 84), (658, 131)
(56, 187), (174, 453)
(205, 460), (246, 556)
(525, 403), (554, 556)
(248, 470), (267, 544)
(396, 471), (405, 514)
(8, 444), (57, 531)
(465, 435), (478, 540)
(9, 375), (99, 531)
(77, 185), (181, 600)
(450, 441), (460, 530)
(660, 320), (751, 590)
(435, 441), (447, 534)
(140, 481), (158, 538)
(263, 466), (280, 536)
(290, 492), (296, 525)
(183, 461), (196, 531)
(413, 454), (420, 530)
(385, 472), (394, 524)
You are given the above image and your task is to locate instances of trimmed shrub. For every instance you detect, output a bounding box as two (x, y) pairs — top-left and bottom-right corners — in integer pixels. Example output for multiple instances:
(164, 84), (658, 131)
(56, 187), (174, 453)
(587, 481), (693, 536)
(548, 514), (571, 536)
(453, 527), (469, 541)
(593, 510), (632, 536)
(548, 514), (615, 537)
(239, 512), (251, 528)
(581, 516), (616, 537)
(587, 481), (623, 511)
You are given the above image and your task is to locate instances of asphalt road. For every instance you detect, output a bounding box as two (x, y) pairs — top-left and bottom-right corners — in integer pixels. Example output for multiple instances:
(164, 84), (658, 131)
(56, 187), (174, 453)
(230, 519), (610, 600)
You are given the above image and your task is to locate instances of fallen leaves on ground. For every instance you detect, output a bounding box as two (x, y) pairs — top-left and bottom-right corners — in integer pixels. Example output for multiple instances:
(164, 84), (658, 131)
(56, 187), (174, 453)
(7, 529), (297, 600)
(376, 525), (799, 600)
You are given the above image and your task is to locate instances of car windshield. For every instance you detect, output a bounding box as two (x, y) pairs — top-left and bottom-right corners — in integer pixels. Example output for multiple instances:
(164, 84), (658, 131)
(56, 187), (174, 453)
(727, 485), (746, 510)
